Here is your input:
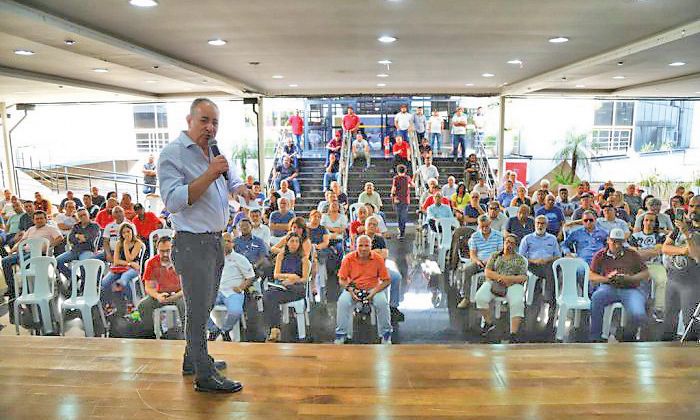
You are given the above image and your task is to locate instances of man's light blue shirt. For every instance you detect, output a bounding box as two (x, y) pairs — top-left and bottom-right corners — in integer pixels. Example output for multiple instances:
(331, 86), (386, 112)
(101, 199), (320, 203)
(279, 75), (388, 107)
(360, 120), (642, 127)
(158, 131), (244, 233)
(519, 231), (562, 260)
(427, 203), (454, 220)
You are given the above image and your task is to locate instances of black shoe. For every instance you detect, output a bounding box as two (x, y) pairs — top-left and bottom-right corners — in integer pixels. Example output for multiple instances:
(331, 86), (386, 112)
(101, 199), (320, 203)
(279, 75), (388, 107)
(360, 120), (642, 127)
(182, 357), (228, 376)
(390, 307), (405, 323)
(509, 332), (523, 343)
(480, 322), (496, 336)
(208, 330), (221, 341)
(194, 375), (243, 393)
(222, 331), (232, 342)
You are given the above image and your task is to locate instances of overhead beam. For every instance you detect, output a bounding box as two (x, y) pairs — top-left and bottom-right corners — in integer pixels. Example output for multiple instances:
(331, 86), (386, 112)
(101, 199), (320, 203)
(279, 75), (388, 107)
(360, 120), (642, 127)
(0, 0), (261, 97)
(502, 18), (700, 96)
(611, 72), (700, 95)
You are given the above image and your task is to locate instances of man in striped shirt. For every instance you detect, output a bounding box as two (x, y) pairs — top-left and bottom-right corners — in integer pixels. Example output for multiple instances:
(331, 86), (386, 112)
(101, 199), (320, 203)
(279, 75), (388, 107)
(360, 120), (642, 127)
(457, 214), (504, 309)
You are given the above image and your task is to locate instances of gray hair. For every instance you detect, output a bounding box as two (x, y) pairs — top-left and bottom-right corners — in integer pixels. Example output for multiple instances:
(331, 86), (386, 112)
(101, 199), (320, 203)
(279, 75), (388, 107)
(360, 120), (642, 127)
(190, 98), (218, 116)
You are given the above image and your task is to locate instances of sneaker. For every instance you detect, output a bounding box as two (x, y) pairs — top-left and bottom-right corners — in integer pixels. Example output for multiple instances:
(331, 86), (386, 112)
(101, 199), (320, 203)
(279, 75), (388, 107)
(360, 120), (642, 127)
(480, 322), (496, 336)
(457, 297), (469, 309)
(208, 330), (221, 341)
(381, 332), (392, 345)
(334, 334), (347, 345)
(221, 331), (232, 342)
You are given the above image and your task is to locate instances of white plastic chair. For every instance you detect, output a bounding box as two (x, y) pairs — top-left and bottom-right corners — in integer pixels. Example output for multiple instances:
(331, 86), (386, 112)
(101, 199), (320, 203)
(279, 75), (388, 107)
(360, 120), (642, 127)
(148, 229), (175, 258)
(14, 256), (58, 335)
(60, 259), (107, 337)
(505, 206), (520, 218)
(349, 202), (364, 221)
(526, 272), (546, 306)
(436, 218), (459, 271)
(153, 304), (182, 339)
(17, 237), (51, 279)
(601, 302), (625, 339)
(211, 304), (247, 342)
(552, 258), (591, 341)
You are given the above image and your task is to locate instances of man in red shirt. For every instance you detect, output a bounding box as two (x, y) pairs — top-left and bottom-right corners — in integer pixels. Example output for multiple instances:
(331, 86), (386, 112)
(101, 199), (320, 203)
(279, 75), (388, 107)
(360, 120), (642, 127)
(342, 106), (360, 135)
(325, 130), (343, 165)
(95, 198), (117, 228)
(137, 236), (185, 335)
(334, 235), (392, 344)
(391, 164), (414, 239)
(349, 206), (369, 248)
(131, 203), (163, 249)
(392, 135), (411, 174)
(287, 110), (304, 151)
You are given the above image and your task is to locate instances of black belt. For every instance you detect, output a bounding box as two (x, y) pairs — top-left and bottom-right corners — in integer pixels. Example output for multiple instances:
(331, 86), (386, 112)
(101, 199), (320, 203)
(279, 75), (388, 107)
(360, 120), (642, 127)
(176, 231), (222, 236)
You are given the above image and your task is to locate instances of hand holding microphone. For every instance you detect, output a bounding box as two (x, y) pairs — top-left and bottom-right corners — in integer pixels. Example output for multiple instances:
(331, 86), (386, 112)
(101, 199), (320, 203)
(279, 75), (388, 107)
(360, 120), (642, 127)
(208, 139), (229, 180)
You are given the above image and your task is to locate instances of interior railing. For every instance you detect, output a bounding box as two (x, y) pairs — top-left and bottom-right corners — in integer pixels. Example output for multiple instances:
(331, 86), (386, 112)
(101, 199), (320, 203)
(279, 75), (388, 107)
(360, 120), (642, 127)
(337, 131), (352, 194)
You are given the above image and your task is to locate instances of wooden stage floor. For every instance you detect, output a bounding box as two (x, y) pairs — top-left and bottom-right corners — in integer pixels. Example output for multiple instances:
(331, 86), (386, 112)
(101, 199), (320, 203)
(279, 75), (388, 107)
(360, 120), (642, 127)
(1, 337), (699, 419)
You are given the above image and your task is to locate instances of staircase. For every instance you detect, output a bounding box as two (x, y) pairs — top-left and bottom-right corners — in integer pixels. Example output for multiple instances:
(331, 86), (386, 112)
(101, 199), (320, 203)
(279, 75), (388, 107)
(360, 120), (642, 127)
(292, 157), (328, 218)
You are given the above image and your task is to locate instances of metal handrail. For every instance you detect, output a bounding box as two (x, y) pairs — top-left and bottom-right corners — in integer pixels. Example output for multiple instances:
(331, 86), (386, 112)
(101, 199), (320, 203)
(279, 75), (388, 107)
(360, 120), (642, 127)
(337, 131), (352, 194)
(475, 138), (497, 192)
(408, 130), (424, 199)
(48, 163), (141, 180)
(267, 128), (289, 194)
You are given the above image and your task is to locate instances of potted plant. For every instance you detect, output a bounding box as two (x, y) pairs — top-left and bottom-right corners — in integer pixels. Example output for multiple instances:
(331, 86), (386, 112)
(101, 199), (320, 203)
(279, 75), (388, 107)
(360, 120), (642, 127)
(552, 131), (595, 193)
(231, 144), (259, 178)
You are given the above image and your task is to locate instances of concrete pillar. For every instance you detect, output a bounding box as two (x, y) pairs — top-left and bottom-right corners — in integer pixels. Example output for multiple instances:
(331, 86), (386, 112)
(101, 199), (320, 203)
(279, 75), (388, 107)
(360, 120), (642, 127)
(0, 103), (15, 192)
(497, 96), (506, 180)
(256, 99), (265, 184)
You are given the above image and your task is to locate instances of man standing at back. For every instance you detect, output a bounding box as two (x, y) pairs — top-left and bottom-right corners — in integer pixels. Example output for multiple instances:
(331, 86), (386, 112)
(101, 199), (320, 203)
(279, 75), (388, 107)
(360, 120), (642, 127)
(159, 98), (254, 393)
(287, 110), (304, 151)
(395, 104), (413, 143)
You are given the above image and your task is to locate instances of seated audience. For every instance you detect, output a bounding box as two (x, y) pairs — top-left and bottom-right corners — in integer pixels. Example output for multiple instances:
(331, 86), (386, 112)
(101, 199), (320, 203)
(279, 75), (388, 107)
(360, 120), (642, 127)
(34, 191), (52, 215)
(277, 180), (297, 209)
(519, 216), (562, 313)
(623, 184), (643, 217)
(426, 193), (455, 232)
(351, 133), (371, 169)
(561, 210), (608, 265)
(282, 137), (301, 168)
(486, 201), (508, 233)
(91, 186), (106, 209)
(633, 198), (673, 235)
(95, 198), (118, 228)
(595, 203), (630, 237)
(441, 176), (458, 199)
(505, 204), (535, 245)
(269, 198), (295, 240)
(416, 156), (439, 187)
(330, 181), (348, 209)
(55, 200), (78, 238)
(349, 206), (369, 247)
(460, 192), (486, 226)
(510, 185), (532, 209)
(249, 208), (272, 246)
(358, 182), (383, 212)
(325, 130), (343, 164)
(572, 193), (599, 221)
(556, 187), (576, 218)
(496, 181), (515, 208)
(274, 156), (301, 197)
(83, 194), (100, 219)
(457, 215), (504, 309)
(271, 217), (312, 258)
(252, 181), (266, 206)
(628, 212), (666, 320)
(464, 153), (479, 191)
(451, 183), (470, 212)
(323, 153), (339, 192)
(235, 219), (273, 281)
(59, 191), (83, 212)
(263, 233), (310, 342)
(535, 195), (565, 239)
(207, 233), (255, 341)
(56, 207), (101, 281)
(120, 193), (136, 220)
(321, 202), (348, 251)
(589, 228), (649, 342)
(334, 235), (392, 344)
(475, 233), (528, 341)
(131, 203), (163, 246)
(609, 190), (632, 222)
(472, 177), (492, 206)
(100, 223), (143, 311)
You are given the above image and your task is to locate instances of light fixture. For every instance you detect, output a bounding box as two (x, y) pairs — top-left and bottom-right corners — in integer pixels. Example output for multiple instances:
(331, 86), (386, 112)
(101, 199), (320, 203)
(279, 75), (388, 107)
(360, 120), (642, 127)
(669, 61), (686, 66)
(481, 73), (495, 78)
(64, 39), (77, 46)
(464, 83), (474, 87)
(378, 35), (397, 43)
(378, 59), (392, 65)
(376, 73), (389, 78)
(548, 36), (569, 43)
(13, 49), (35, 56)
(507, 59), (523, 65)
(377, 83), (386, 87)
(288, 84), (298, 87)
(612, 75), (626, 79)
(92, 68), (109, 73)
(145, 80), (157, 83)
(207, 38), (227, 46)
(129, 0), (158, 7)
(272, 75), (284, 79)
(576, 84), (586, 88)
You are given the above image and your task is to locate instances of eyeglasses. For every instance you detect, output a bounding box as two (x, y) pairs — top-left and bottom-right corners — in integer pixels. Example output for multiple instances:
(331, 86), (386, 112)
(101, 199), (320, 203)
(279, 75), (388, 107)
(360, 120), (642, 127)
(583, 219), (595, 222)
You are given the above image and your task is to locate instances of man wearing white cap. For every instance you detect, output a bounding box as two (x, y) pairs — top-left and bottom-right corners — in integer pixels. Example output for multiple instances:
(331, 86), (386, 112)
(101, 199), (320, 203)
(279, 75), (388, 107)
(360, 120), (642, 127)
(588, 228), (650, 342)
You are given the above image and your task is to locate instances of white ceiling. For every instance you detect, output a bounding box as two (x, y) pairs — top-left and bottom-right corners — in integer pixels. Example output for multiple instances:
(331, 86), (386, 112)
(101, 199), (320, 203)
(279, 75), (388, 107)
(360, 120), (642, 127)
(0, 0), (699, 103)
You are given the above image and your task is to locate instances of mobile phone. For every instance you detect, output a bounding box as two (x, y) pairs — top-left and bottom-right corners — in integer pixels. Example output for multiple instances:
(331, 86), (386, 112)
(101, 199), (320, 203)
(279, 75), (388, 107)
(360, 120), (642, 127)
(675, 208), (686, 221)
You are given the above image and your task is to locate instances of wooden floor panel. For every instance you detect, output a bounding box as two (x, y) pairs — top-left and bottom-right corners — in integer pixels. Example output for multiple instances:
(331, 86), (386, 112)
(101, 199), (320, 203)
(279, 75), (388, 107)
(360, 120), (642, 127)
(1, 336), (699, 419)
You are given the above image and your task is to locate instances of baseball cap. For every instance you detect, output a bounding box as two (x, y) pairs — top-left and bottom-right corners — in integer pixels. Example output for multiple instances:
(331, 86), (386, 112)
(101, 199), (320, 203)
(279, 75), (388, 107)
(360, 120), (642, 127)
(609, 228), (625, 241)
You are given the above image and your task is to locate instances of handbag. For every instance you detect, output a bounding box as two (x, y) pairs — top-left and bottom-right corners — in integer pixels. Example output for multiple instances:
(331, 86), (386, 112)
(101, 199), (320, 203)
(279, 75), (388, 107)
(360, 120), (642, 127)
(491, 281), (507, 297)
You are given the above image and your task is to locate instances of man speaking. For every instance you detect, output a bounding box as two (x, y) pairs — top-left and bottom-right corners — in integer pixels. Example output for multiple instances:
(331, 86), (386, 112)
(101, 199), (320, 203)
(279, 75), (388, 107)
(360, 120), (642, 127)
(159, 98), (254, 393)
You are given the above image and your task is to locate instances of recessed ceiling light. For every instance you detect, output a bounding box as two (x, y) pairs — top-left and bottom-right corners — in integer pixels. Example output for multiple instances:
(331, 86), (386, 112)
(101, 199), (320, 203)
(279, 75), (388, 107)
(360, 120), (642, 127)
(378, 35), (397, 43)
(288, 84), (298, 87)
(272, 75), (284, 79)
(465, 83), (474, 87)
(14, 91), (30, 94)
(377, 83), (386, 87)
(507, 59), (522, 65)
(378, 59), (392, 65)
(129, 0), (158, 7)
(612, 75), (626, 79)
(576, 84), (586, 88)
(548, 36), (569, 43)
(64, 39), (77, 46)
(92, 68), (109, 73)
(376, 73), (389, 78)
(669, 61), (686, 66)
(13, 49), (35, 56)
(145, 80), (157, 83)
(481, 73), (495, 78)
(207, 38), (227, 46)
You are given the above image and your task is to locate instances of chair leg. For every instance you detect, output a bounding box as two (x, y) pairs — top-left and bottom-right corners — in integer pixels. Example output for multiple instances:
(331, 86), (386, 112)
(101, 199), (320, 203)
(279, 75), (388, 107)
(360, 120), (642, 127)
(602, 305), (613, 339)
(556, 305), (568, 341)
(38, 302), (53, 335)
(14, 302), (20, 336)
(295, 311), (306, 340)
(574, 309), (581, 329)
(526, 275), (536, 306)
(59, 308), (66, 336)
(81, 307), (95, 337)
(98, 305), (109, 337)
(153, 308), (161, 339)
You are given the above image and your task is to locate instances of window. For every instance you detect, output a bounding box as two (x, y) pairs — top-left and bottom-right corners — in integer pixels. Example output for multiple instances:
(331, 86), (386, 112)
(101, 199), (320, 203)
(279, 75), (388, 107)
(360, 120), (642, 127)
(592, 101), (634, 155)
(633, 100), (694, 152)
(133, 104), (169, 153)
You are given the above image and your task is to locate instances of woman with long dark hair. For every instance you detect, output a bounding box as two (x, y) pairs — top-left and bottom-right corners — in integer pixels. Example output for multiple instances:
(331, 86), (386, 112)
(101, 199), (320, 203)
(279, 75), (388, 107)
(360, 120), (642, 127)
(263, 232), (310, 342)
(100, 223), (143, 312)
(451, 183), (469, 212)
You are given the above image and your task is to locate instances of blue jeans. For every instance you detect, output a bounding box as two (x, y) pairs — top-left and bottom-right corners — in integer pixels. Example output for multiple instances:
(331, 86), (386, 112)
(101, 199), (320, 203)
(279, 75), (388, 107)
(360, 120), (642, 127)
(397, 129), (409, 142)
(56, 249), (95, 280)
(275, 177), (301, 195)
(395, 203), (408, 236)
(323, 172), (338, 191)
(388, 267), (401, 308)
(100, 268), (139, 303)
(143, 184), (156, 194)
(335, 289), (391, 339)
(452, 134), (466, 159)
(430, 132), (441, 153)
(207, 291), (244, 333)
(293, 134), (303, 151)
(590, 284), (647, 340)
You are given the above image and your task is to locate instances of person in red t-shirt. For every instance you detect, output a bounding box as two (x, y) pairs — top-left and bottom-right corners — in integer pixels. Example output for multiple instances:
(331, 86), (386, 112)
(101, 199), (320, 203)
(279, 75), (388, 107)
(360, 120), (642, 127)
(131, 203), (163, 246)
(342, 106), (360, 134)
(391, 164), (415, 238)
(392, 135), (411, 174)
(137, 236), (185, 335)
(287, 110), (304, 151)
(326, 130), (343, 164)
(95, 198), (118, 228)
(349, 206), (369, 248)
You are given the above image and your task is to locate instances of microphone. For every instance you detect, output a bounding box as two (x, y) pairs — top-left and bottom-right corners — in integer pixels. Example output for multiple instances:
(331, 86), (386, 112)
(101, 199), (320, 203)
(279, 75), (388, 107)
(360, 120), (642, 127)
(208, 139), (228, 180)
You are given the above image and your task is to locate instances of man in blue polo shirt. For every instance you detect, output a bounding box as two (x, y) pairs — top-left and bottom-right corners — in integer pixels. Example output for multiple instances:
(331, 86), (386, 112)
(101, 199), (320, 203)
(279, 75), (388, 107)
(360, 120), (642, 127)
(234, 218), (272, 281)
(520, 215), (562, 311)
(535, 194), (566, 239)
(561, 210), (608, 265)
(457, 214), (504, 309)
(496, 180), (515, 208)
(269, 198), (295, 239)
